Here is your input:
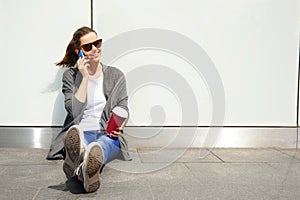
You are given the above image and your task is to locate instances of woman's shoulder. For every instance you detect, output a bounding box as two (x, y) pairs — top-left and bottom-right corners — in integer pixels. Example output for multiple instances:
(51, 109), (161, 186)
(62, 67), (79, 80)
(103, 64), (124, 77)
(63, 67), (78, 75)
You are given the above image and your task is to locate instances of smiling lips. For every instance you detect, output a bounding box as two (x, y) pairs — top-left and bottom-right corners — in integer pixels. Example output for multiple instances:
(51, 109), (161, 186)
(86, 51), (101, 59)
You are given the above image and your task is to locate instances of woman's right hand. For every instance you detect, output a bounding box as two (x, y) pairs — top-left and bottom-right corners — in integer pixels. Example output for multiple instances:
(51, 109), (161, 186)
(77, 57), (90, 78)
(74, 57), (90, 103)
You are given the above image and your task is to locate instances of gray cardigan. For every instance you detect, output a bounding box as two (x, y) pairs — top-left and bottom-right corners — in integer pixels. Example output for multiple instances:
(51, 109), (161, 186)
(46, 63), (131, 161)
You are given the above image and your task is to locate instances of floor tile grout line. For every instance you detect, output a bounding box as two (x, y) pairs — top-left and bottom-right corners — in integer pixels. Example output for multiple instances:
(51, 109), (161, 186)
(274, 148), (300, 162)
(148, 183), (155, 200)
(136, 148), (145, 163)
(31, 187), (42, 200)
(209, 150), (225, 163)
(183, 162), (203, 185)
(272, 149), (300, 185)
(134, 148), (143, 163)
(0, 166), (8, 175)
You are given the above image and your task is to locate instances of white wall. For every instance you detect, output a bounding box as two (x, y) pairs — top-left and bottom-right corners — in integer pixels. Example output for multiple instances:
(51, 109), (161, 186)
(0, 0), (90, 126)
(95, 0), (300, 126)
(0, 0), (299, 127)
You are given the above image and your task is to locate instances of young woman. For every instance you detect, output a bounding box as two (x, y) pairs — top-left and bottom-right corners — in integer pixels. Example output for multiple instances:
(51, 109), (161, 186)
(46, 26), (130, 193)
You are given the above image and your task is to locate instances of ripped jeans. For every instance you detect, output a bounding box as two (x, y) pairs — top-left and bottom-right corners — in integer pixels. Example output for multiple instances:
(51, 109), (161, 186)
(83, 130), (121, 165)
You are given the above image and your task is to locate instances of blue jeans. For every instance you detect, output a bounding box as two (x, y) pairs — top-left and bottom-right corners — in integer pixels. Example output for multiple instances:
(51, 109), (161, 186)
(83, 130), (121, 165)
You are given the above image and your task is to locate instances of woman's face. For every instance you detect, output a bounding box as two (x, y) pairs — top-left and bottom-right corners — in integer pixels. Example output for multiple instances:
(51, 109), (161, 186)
(80, 32), (102, 63)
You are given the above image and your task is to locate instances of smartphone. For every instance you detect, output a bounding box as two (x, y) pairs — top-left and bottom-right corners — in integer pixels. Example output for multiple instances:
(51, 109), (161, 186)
(78, 50), (84, 58)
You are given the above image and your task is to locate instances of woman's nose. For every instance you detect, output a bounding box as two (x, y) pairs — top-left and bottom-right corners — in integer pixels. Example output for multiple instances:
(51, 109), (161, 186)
(91, 45), (100, 52)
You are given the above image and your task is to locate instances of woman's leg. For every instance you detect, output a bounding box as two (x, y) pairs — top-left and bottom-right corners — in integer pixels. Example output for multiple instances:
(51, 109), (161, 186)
(76, 130), (104, 192)
(83, 130), (98, 145)
(96, 133), (121, 164)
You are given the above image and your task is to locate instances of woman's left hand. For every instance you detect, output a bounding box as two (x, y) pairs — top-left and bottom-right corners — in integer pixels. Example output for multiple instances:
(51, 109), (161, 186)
(110, 128), (123, 138)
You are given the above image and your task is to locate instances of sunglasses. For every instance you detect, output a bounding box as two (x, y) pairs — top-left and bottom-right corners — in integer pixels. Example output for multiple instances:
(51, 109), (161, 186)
(80, 39), (102, 52)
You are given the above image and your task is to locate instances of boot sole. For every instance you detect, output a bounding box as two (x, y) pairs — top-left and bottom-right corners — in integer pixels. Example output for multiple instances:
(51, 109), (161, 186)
(63, 126), (84, 179)
(83, 143), (103, 193)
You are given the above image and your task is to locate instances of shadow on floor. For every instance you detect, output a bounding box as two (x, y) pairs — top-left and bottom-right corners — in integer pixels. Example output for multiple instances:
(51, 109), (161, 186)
(48, 178), (86, 194)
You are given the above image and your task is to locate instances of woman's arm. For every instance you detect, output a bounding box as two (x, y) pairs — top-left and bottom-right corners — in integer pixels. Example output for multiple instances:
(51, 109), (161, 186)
(62, 68), (86, 121)
(74, 57), (90, 103)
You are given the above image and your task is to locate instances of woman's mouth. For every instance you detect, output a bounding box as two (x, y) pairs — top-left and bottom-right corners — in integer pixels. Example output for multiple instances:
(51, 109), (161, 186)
(87, 53), (100, 59)
(87, 50), (101, 59)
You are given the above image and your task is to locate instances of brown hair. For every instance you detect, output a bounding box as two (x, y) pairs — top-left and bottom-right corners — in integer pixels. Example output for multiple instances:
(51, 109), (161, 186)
(56, 26), (97, 67)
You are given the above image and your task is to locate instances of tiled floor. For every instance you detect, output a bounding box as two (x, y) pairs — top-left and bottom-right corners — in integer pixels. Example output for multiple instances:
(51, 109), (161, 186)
(1, 148), (300, 199)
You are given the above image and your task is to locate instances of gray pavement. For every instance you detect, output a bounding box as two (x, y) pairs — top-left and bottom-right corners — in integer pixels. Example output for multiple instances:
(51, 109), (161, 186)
(1, 148), (300, 200)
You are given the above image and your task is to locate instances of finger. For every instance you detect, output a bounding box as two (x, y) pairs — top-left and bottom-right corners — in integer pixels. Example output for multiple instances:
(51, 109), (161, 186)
(77, 57), (82, 64)
(77, 58), (84, 68)
(116, 128), (123, 134)
(112, 131), (118, 136)
(110, 134), (116, 138)
(117, 126), (122, 130)
(83, 58), (90, 66)
(111, 131), (119, 137)
(109, 131), (115, 137)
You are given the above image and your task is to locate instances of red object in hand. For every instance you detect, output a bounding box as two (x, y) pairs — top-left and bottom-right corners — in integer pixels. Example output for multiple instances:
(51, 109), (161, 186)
(106, 107), (128, 134)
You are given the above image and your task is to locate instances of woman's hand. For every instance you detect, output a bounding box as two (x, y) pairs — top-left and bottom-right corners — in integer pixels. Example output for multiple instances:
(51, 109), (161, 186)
(110, 128), (123, 138)
(77, 57), (90, 78)
(74, 57), (90, 103)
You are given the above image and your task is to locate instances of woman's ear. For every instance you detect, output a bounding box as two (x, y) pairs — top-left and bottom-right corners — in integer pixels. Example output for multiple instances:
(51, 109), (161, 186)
(74, 49), (79, 55)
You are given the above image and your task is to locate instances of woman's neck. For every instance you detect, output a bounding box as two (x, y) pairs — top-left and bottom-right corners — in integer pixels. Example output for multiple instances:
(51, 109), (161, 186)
(88, 62), (103, 78)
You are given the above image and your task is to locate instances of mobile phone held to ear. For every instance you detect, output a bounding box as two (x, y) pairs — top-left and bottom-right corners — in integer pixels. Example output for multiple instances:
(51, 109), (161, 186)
(78, 50), (84, 58)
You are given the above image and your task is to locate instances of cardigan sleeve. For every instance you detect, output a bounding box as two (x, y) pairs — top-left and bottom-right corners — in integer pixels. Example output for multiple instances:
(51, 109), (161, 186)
(62, 68), (86, 123)
(101, 66), (129, 129)
(100, 66), (131, 161)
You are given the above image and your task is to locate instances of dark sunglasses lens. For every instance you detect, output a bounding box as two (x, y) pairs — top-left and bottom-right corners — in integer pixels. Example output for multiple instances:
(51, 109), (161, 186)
(82, 43), (92, 51)
(93, 39), (102, 48)
(81, 39), (102, 52)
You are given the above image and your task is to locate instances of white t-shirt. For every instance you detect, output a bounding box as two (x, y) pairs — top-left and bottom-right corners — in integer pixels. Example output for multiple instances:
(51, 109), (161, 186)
(79, 75), (106, 131)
